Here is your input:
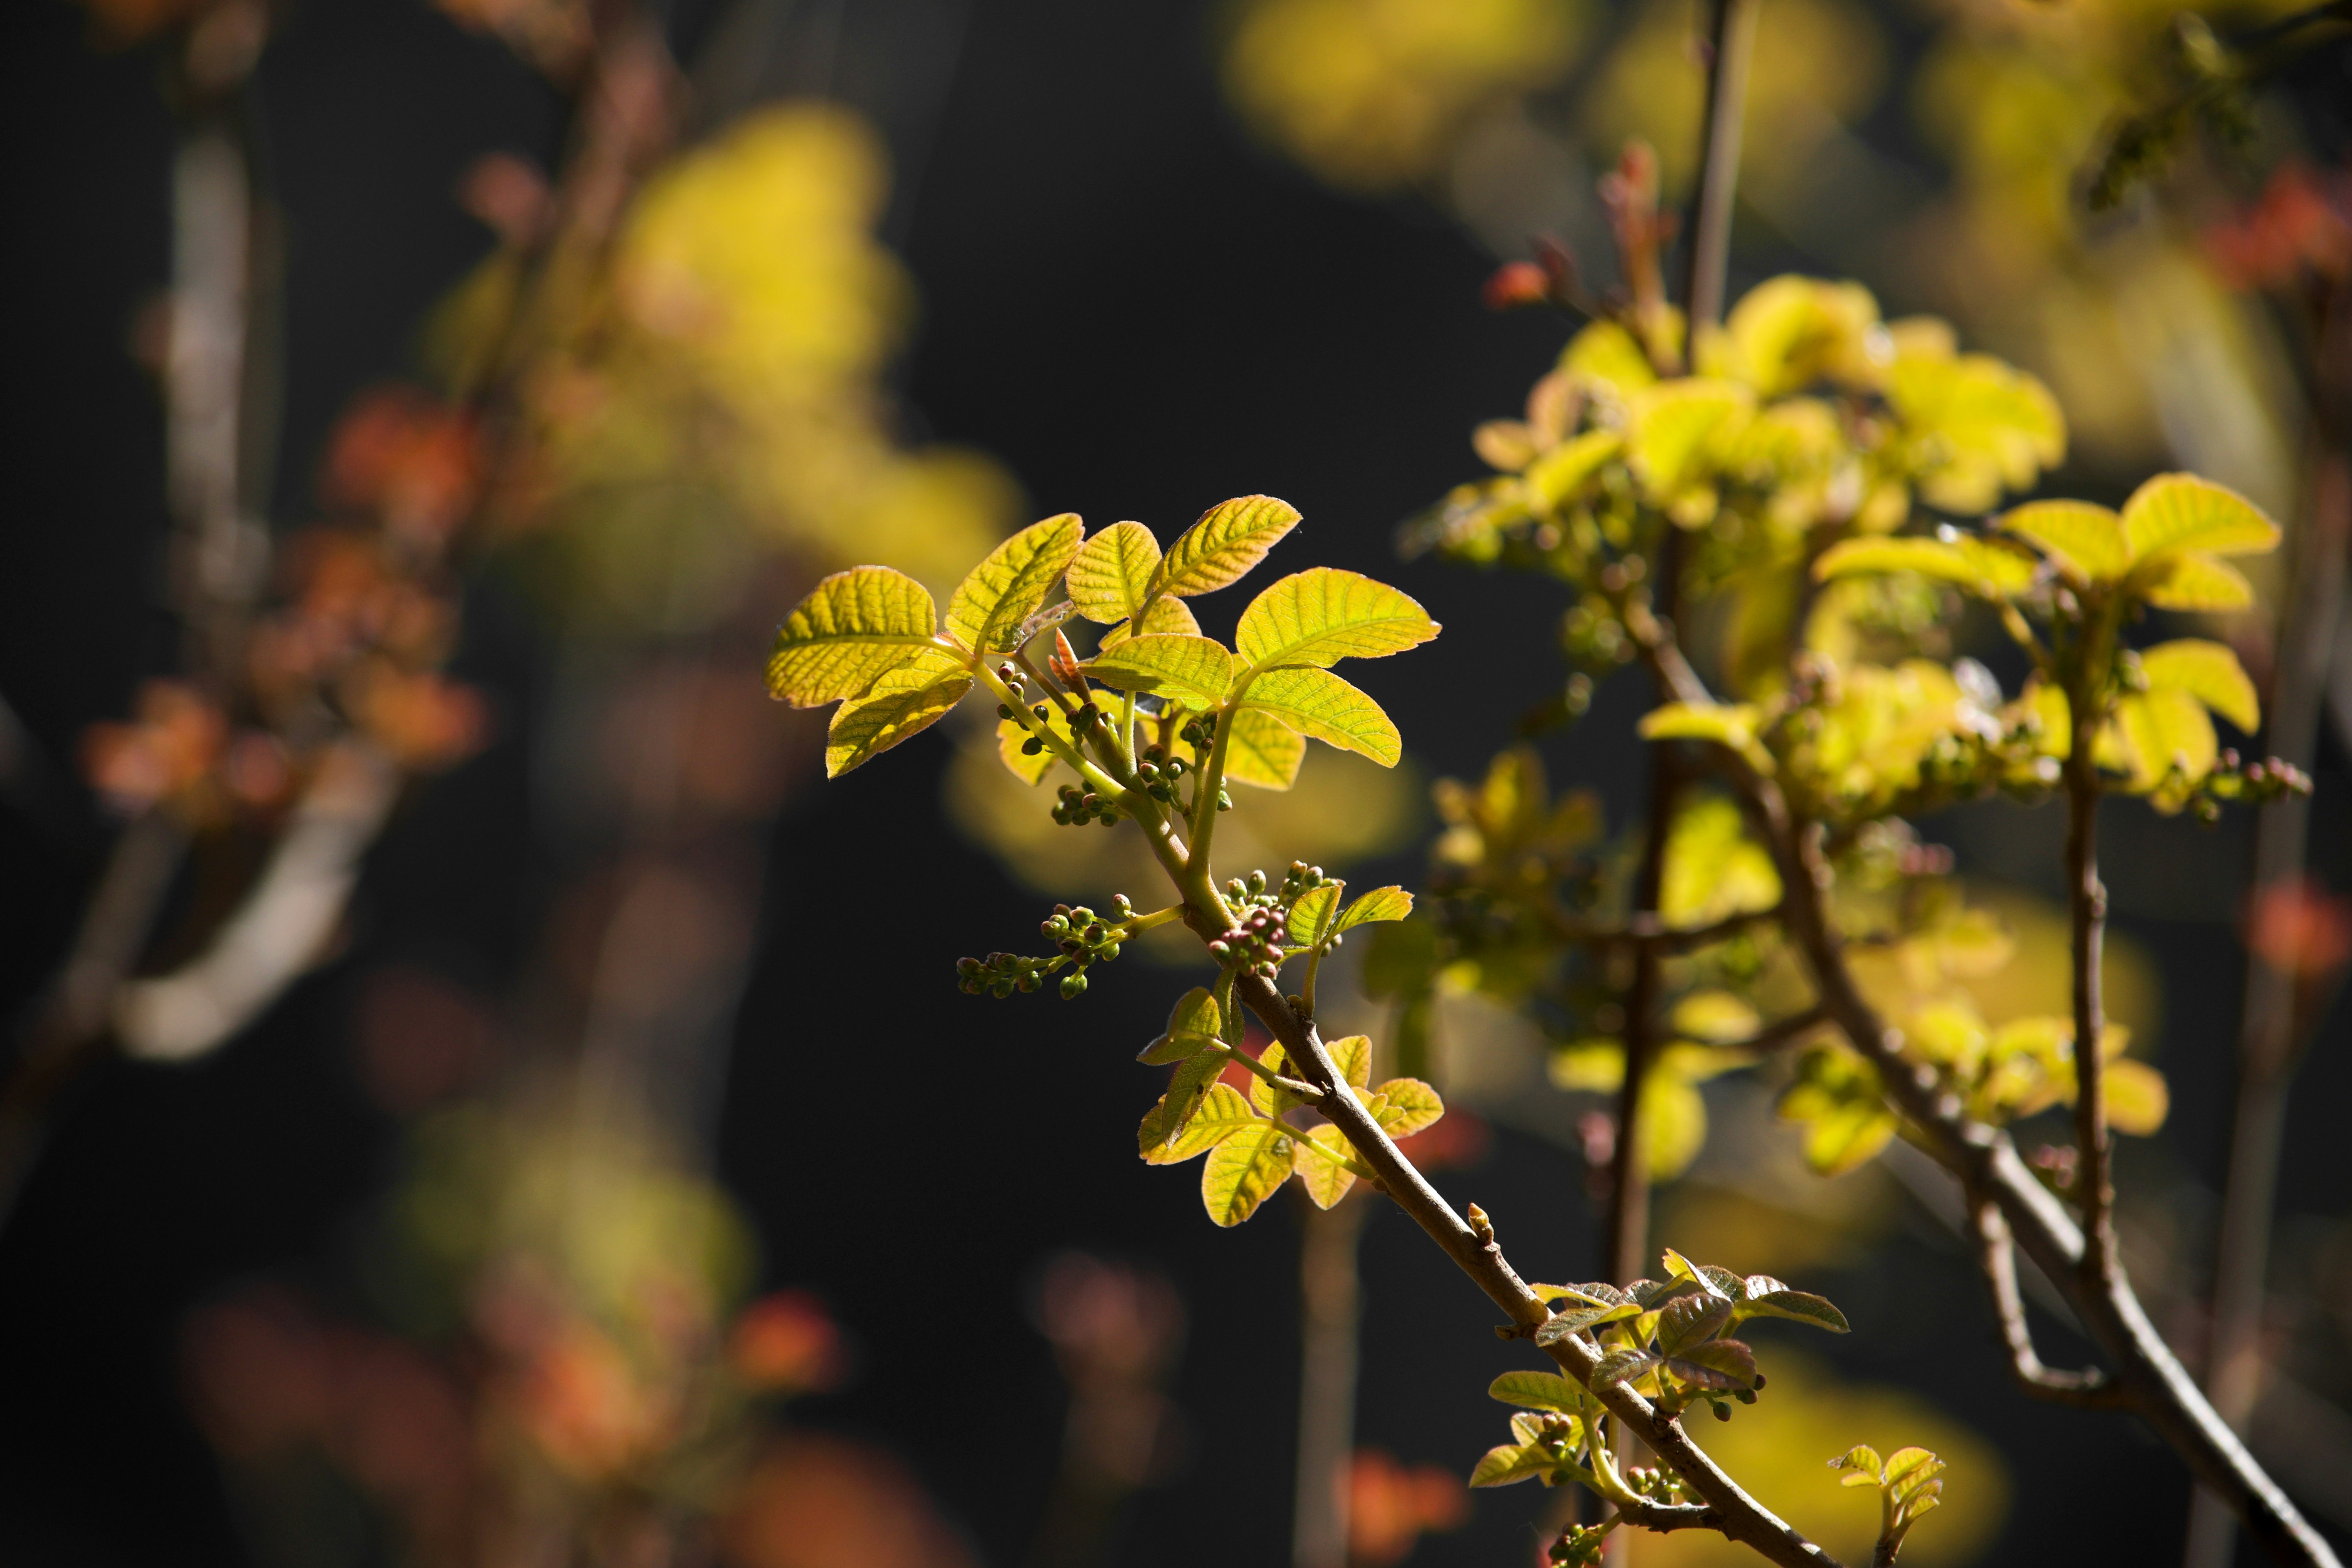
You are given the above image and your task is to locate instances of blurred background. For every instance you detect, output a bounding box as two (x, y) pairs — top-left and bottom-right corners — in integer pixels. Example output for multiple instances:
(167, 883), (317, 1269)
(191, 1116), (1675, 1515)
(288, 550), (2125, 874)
(0, 0), (2346, 1565)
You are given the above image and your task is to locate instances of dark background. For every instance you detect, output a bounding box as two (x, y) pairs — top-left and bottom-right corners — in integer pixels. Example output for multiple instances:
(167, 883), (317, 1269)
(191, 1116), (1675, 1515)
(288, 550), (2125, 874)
(2, 0), (2347, 1564)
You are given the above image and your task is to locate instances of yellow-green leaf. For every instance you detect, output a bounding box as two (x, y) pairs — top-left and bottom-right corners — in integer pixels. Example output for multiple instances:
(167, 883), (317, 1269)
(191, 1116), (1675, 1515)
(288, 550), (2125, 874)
(1524, 429), (1623, 511)
(2120, 474), (2280, 563)
(1370, 1076), (1443, 1138)
(1661, 795), (1782, 928)
(1813, 535), (2034, 597)
(1082, 634), (1235, 709)
(1149, 495), (1301, 600)
(1334, 886), (1413, 935)
(2111, 687), (2218, 793)
(1468, 1441), (1554, 1488)
(1639, 701), (1771, 771)
(946, 512), (1083, 653)
(1065, 520), (1160, 624)
(1548, 1039), (1624, 1092)
(1097, 594), (1203, 650)
(1142, 1079), (1253, 1165)
(1236, 666), (1401, 766)
(1489, 1370), (1585, 1413)
(1626, 379), (1752, 503)
(1249, 1042), (1300, 1116)
(1287, 882), (1344, 952)
(2138, 639), (2259, 732)
(1221, 707), (1307, 789)
(1561, 318), (1657, 398)
(1637, 1071), (1708, 1181)
(1140, 986), (1224, 1065)
(1235, 568), (1440, 672)
(2104, 1058), (2171, 1135)
(1297, 1124), (1358, 1209)
(1202, 1121), (1297, 1225)
(1327, 1034), (1373, 1091)
(823, 653), (970, 776)
(2002, 500), (2129, 582)
(2142, 552), (2255, 611)
(1671, 991), (1760, 1044)
(766, 566), (942, 707)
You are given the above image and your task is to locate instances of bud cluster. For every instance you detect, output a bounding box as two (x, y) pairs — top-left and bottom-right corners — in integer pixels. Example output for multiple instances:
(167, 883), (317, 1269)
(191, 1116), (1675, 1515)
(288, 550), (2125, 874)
(1203, 863), (1326, 982)
(954, 898), (1134, 1002)
(999, 701), (1061, 757)
(1052, 783), (1122, 827)
(1548, 1523), (1609, 1566)
(1619, 1463), (1691, 1505)
(2185, 750), (2313, 823)
(1132, 744), (1190, 805)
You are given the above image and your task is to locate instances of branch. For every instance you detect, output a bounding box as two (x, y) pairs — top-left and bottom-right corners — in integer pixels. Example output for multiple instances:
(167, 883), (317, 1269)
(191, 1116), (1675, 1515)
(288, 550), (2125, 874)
(1539, 902), (1782, 955)
(2060, 712), (2120, 1285)
(1965, 1194), (2129, 1410)
(1216, 957), (1846, 1568)
(1679, 0), (1762, 334)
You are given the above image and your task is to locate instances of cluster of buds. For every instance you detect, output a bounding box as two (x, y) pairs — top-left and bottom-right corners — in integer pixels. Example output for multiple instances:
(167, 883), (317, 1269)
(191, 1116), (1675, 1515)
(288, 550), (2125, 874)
(1052, 783), (1121, 826)
(1132, 744), (1189, 805)
(1000, 700), (1059, 757)
(2027, 1142), (2080, 1199)
(2185, 750), (2314, 824)
(1548, 1523), (1610, 1566)
(1205, 864), (1325, 981)
(1620, 1463), (1692, 1505)
(956, 899), (1133, 1002)
(1175, 713), (1236, 813)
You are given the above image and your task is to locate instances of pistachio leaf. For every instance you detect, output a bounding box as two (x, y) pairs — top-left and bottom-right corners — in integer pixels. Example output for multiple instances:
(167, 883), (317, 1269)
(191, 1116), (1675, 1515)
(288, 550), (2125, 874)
(823, 652), (971, 776)
(946, 513), (1084, 653)
(1201, 1120), (1297, 1226)
(1065, 520), (1161, 624)
(2120, 473), (2279, 563)
(1489, 1370), (1586, 1412)
(1149, 495), (1302, 600)
(2138, 638), (2259, 733)
(766, 566), (942, 706)
(1083, 634), (1236, 709)
(1238, 665), (1402, 766)
(1236, 568), (1441, 672)
(1296, 1124), (1358, 1209)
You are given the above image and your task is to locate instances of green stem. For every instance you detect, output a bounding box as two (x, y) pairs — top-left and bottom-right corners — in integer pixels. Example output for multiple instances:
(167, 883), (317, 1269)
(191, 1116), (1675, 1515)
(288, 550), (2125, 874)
(1186, 702), (1238, 898)
(974, 661), (1128, 806)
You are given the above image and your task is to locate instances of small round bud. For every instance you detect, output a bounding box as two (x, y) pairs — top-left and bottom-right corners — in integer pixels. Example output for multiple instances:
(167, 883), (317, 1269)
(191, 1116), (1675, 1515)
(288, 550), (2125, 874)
(1060, 972), (1088, 1000)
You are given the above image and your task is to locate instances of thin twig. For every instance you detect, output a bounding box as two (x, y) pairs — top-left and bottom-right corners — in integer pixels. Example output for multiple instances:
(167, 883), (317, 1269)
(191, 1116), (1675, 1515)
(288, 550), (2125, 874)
(2061, 731), (2119, 1284)
(1965, 1194), (2129, 1409)
(1679, 0), (1761, 338)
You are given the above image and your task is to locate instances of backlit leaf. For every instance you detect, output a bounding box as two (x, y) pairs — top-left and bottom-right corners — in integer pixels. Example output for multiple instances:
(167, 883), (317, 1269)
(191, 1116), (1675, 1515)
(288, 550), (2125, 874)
(766, 566), (942, 706)
(1149, 495), (1302, 600)
(1249, 1042), (1301, 1115)
(1469, 1441), (1555, 1488)
(1096, 594), (1203, 650)
(946, 512), (1083, 652)
(1065, 520), (1160, 624)
(1139, 986), (1223, 1064)
(1235, 568), (1440, 672)
(1592, 1348), (1661, 1389)
(2120, 473), (2279, 562)
(1524, 430), (1623, 510)
(1737, 1287), (1851, 1333)
(2104, 1058), (2170, 1135)
(2138, 639), (2259, 732)
(1671, 991), (1761, 1044)
(2112, 687), (2217, 794)
(1141, 1076), (1250, 1164)
(1083, 634), (1236, 708)
(1297, 1124), (1358, 1209)
(995, 700), (1080, 784)
(1327, 1034), (1373, 1091)
(1287, 883), (1344, 952)
(1660, 795), (1781, 929)
(1489, 1370), (1585, 1412)
(1830, 1445), (1883, 1483)
(823, 652), (970, 776)
(1561, 319), (1657, 398)
(1812, 535), (2035, 597)
(1639, 701), (1771, 772)
(1370, 1077), (1443, 1138)
(1626, 379), (1753, 503)
(1238, 666), (1402, 766)
(2002, 500), (2129, 582)
(1221, 708), (1306, 789)
(1201, 1121), (1297, 1226)
(1664, 1338), (1758, 1391)
(1334, 886), (1414, 934)
(1548, 1039), (1624, 1092)
(2142, 552), (2255, 611)
(1655, 1294), (1733, 1355)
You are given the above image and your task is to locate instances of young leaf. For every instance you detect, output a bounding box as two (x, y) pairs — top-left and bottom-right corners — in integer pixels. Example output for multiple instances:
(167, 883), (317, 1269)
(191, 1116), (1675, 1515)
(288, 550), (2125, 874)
(1524, 429), (1623, 510)
(1735, 1285), (1851, 1334)
(1221, 708), (1306, 790)
(1489, 1370), (1586, 1412)
(1065, 520), (1161, 624)
(1327, 1034), (1373, 1091)
(1235, 568), (1441, 673)
(1297, 1124), (1358, 1209)
(1139, 986), (1224, 1064)
(1639, 701), (1771, 773)
(1140, 1075), (1249, 1164)
(2138, 639), (2259, 733)
(1286, 882), (1344, 953)
(2001, 499), (2129, 582)
(2120, 473), (2279, 563)
(1369, 1077), (1443, 1138)
(1664, 1338), (1758, 1391)
(1626, 380), (1752, 504)
(1654, 1293), (1733, 1356)
(1237, 665), (1402, 766)
(946, 513), (1083, 653)
(1249, 1042), (1301, 1115)
(1334, 886), (1414, 935)
(1201, 1121), (1297, 1225)
(1082, 634), (1236, 709)
(1468, 1441), (1555, 1488)
(2111, 687), (2217, 793)
(766, 566), (942, 706)
(2104, 1058), (2171, 1135)
(2141, 551), (2255, 611)
(823, 653), (971, 776)
(1592, 1348), (1661, 1389)
(1830, 1446), (1884, 1485)
(1149, 495), (1302, 600)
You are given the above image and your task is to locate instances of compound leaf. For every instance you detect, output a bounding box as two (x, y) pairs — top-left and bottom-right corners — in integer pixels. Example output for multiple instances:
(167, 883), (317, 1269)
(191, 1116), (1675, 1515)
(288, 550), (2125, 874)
(1221, 707), (1307, 790)
(1065, 520), (1160, 624)
(1335, 886), (1414, 935)
(766, 566), (941, 706)
(1236, 568), (1440, 672)
(1150, 495), (1301, 600)
(947, 513), (1083, 653)
(823, 652), (970, 776)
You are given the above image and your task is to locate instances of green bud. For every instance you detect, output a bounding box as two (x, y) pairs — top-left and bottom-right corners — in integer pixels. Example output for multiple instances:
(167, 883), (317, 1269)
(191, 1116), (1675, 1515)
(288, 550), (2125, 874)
(1060, 972), (1088, 1000)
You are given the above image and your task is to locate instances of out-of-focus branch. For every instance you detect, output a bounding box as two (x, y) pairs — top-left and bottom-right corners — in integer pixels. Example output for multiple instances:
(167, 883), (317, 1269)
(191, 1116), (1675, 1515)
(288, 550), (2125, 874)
(1679, 0), (1760, 342)
(1293, 1193), (1368, 1568)
(1965, 1194), (2128, 1410)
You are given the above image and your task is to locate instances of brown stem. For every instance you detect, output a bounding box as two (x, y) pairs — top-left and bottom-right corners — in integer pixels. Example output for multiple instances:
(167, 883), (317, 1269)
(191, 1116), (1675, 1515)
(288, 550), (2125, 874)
(2062, 742), (2117, 1283)
(1966, 1194), (2128, 1409)
(1217, 962), (1845, 1568)
(1624, 621), (2337, 1566)
(1679, 0), (1761, 334)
